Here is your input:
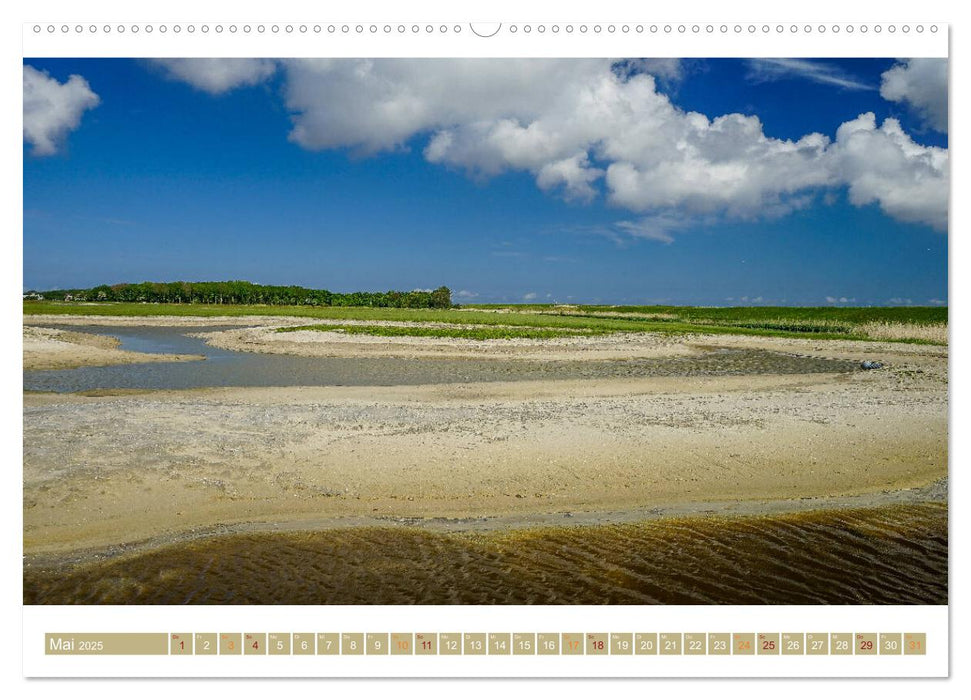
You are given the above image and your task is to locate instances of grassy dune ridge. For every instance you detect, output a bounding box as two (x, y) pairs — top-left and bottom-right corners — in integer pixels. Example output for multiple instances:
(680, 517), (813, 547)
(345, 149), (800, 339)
(23, 301), (948, 344)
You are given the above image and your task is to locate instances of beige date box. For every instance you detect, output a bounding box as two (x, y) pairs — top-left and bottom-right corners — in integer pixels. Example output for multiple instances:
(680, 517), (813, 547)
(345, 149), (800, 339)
(635, 633), (658, 655)
(610, 633), (634, 655)
(439, 633), (461, 655)
(562, 633), (584, 655)
(464, 633), (487, 655)
(415, 633), (437, 656)
(683, 633), (705, 655)
(757, 633), (780, 655)
(341, 633), (364, 655)
(880, 633), (902, 655)
(659, 633), (682, 655)
(537, 633), (560, 655)
(244, 633), (266, 655)
(733, 633), (755, 655)
(513, 633), (535, 655)
(708, 633), (731, 656)
(366, 633), (389, 655)
(830, 633), (853, 655)
(292, 633), (314, 655)
(904, 633), (926, 655)
(268, 633), (290, 655)
(586, 633), (608, 655)
(856, 633), (878, 656)
(219, 633), (241, 656)
(194, 633), (217, 656)
(806, 633), (828, 655)
(781, 633), (804, 655)
(317, 633), (339, 655)
(391, 633), (413, 655)
(488, 633), (511, 655)
(170, 633), (192, 655)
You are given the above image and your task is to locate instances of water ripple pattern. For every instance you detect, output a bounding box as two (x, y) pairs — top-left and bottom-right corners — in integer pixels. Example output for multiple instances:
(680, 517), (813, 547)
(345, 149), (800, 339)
(23, 503), (946, 605)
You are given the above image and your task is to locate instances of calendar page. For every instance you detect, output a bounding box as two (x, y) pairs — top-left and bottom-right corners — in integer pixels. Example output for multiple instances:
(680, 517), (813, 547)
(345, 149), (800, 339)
(17, 0), (952, 683)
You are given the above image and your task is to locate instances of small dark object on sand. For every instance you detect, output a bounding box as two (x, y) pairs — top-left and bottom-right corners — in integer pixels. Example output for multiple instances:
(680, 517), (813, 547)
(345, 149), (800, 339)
(860, 361), (884, 370)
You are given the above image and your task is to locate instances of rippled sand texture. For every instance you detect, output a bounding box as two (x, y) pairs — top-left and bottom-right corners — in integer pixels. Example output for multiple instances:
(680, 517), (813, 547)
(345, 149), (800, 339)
(24, 503), (946, 605)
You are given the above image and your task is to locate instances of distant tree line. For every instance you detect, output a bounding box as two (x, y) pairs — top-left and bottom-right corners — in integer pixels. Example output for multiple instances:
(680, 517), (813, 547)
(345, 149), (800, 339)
(26, 281), (453, 309)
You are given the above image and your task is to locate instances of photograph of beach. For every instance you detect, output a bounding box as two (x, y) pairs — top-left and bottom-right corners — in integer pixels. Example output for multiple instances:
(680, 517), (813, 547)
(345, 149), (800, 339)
(23, 57), (948, 605)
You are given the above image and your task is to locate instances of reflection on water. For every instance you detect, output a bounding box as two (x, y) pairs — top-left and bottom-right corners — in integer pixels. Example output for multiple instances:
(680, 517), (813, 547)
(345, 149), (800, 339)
(23, 503), (946, 605)
(24, 325), (861, 392)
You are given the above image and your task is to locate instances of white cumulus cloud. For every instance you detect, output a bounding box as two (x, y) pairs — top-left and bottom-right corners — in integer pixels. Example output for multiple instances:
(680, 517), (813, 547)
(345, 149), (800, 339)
(152, 58), (277, 95)
(880, 58), (948, 133)
(832, 113), (948, 230)
(284, 58), (608, 156)
(154, 58), (949, 233)
(536, 154), (603, 202)
(626, 58), (684, 83)
(23, 65), (100, 156)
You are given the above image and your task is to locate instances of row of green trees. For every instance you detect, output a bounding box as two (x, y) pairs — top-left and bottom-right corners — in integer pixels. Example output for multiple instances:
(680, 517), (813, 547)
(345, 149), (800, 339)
(28, 281), (453, 309)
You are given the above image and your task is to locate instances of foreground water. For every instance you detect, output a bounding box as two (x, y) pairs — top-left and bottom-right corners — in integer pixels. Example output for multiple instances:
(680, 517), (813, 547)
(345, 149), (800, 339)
(23, 503), (946, 605)
(24, 325), (860, 392)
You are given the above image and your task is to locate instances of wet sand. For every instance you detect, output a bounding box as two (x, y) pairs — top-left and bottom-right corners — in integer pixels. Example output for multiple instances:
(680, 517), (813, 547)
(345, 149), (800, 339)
(24, 502), (947, 605)
(23, 325), (204, 370)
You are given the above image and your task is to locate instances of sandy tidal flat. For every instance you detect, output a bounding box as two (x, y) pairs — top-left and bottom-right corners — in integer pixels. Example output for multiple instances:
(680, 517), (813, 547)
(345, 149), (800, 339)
(23, 324), (947, 561)
(23, 325), (204, 370)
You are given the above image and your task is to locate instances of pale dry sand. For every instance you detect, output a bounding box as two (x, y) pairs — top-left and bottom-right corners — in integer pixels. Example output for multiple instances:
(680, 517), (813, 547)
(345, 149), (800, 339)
(23, 326), (205, 370)
(24, 325), (947, 557)
(24, 314), (700, 360)
(194, 325), (704, 360)
(190, 319), (949, 364)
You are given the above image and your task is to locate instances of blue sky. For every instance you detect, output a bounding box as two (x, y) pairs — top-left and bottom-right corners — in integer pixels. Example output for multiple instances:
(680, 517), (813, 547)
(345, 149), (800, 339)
(23, 57), (948, 305)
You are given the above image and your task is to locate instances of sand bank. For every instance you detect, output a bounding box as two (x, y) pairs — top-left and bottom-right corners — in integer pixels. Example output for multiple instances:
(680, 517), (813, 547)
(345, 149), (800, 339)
(24, 314), (699, 360)
(23, 313), (947, 365)
(24, 350), (947, 556)
(195, 323), (948, 365)
(23, 326), (205, 370)
(192, 326), (704, 361)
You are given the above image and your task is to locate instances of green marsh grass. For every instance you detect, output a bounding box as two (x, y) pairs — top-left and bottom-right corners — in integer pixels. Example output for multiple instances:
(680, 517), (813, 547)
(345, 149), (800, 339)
(23, 301), (947, 344)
